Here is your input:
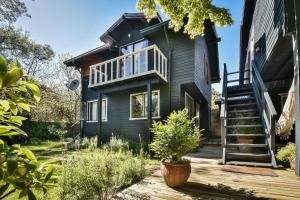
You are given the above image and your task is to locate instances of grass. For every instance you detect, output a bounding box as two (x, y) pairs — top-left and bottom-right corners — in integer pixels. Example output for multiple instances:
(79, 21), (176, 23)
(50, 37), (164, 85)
(4, 140), (159, 200)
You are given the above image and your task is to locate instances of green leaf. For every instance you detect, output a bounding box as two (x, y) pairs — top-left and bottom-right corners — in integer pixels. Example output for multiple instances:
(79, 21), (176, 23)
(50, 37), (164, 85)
(18, 85), (28, 92)
(0, 55), (7, 74)
(44, 166), (54, 183)
(0, 100), (10, 111)
(7, 159), (18, 175)
(25, 83), (41, 102)
(0, 183), (9, 197)
(18, 189), (28, 199)
(17, 103), (30, 112)
(28, 189), (37, 200)
(21, 148), (36, 160)
(2, 68), (23, 87)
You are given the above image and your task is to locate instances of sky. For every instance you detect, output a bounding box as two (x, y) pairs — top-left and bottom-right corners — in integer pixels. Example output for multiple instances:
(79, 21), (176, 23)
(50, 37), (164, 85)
(15, 0), (244, 91)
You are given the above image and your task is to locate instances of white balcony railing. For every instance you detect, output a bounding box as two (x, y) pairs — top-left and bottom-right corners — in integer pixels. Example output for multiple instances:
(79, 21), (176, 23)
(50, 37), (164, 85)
(88, 44), (168, 87)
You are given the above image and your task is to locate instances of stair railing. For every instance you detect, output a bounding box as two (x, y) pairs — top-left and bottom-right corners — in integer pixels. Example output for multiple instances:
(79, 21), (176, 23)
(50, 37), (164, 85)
(220, 64), (228, 164)
(251, 61), (277, 167)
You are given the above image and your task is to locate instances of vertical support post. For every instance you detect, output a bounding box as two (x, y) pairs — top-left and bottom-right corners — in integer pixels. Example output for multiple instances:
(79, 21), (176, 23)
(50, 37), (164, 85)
(147, 81), (152, 142)
(293, 0), (300, 176)
(98, 92), (102, 146)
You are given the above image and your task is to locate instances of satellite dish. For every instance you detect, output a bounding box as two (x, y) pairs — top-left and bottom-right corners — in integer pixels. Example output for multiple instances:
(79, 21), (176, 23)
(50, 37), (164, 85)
(68, 80), (80, 90)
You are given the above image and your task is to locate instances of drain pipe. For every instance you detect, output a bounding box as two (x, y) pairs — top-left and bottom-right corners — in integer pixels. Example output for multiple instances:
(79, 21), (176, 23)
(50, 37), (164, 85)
(164, 25), (173, 113)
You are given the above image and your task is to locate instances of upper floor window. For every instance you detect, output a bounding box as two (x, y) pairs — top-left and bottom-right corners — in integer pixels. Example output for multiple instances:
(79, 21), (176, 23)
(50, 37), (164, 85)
(120, 40), (149, 77)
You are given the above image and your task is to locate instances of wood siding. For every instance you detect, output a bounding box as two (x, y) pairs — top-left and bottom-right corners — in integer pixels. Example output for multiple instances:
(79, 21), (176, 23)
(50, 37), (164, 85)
(252, 0), (285, 70)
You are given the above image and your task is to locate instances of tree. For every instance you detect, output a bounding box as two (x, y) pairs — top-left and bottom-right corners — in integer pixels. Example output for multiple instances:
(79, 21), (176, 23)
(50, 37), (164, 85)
(0, 0), (55, 80)
(0, 55), (55, 199)
(0, 0), (30, 27)
(136, 0), (233, 38)
(211, 88), (220, 110)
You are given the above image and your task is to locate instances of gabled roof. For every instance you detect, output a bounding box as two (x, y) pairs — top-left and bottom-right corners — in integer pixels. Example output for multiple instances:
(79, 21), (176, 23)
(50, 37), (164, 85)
(100, 13), (162, 44)
(64, 44), (111, 67)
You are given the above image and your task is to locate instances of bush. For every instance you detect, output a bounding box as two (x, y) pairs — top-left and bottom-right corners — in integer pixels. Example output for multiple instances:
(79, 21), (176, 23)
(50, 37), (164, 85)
(23, 121), (68, 140)
(104, 136), (129, 152)
(276, 143), (296, 166)
(59, 150), (146, 200)
(150, 110), (201, 163)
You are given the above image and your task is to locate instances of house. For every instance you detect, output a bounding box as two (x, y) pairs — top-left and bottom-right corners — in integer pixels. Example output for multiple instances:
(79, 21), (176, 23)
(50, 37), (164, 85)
(64, 13), (220, 143)
(220, 0), (299, 175)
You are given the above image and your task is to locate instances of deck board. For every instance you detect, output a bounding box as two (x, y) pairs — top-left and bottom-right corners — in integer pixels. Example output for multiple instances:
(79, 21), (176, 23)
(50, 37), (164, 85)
(114, 157), (300, 200)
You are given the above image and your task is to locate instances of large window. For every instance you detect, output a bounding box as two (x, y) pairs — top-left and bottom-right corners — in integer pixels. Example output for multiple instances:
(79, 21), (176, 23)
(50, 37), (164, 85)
(87, 99), (108, 122)
(130, 90), (159, 120)
(120, 40), (148, 77)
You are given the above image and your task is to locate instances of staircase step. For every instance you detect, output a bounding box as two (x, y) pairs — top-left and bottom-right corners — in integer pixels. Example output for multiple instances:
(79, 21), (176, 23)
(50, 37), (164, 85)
(227, 134), (265, 137)
(228, 103), (257, 108)
(228, 91), (254, 97)
(228, 109), (258, 114)
(226, 152), (270, 158)
(227, 97), (255, 102)
(226, 143), (267, 148)
(227, 116), (260, 120)
(226, 125), (262, 128)
(226, 161), (273, 167)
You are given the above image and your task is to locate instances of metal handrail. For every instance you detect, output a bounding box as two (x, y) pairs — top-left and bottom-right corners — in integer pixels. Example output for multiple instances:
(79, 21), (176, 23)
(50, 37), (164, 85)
(251, 61), (277, 167)
(220, 64), (228, 164)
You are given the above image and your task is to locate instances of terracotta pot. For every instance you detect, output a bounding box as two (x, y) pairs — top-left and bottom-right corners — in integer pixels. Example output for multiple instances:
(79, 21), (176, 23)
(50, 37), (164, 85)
(289, 158), (296, 170)
(237, 137), (254, 153)
(160, 161), (191, 187)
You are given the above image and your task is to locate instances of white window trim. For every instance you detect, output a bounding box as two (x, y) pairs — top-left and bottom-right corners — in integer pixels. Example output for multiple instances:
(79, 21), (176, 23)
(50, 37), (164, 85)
(129, 90), (160, 120)
(86, 99), (108, 123)
(185, 92), (194, 109)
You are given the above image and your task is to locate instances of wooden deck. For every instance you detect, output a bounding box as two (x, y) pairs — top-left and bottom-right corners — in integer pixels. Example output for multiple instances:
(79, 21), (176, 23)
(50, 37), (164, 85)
(114, 155), (300, 200)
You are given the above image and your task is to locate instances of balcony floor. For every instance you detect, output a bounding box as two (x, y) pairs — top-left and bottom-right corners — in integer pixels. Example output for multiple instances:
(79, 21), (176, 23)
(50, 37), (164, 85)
(114, 148), (300, 200)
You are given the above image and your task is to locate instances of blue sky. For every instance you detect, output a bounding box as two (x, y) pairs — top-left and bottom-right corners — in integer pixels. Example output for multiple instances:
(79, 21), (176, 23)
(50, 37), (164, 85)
(15, 0), (244, 91)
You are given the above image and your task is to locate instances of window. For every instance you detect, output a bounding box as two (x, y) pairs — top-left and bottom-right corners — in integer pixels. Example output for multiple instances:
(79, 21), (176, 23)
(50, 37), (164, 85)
(185, 92), (195, 119)
(195, 102), (200, 125)
(120, 40), (149, 77)
(130, 90), (160, 120)
(87, 99), (108, 122)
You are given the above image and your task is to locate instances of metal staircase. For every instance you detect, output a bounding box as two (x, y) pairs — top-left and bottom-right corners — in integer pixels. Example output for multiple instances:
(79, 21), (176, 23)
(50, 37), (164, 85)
(220, 63), (278, 167)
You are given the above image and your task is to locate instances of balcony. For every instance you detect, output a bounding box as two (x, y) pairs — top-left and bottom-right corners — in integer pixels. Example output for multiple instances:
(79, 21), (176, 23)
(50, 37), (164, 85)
(88, 45), (168, 88)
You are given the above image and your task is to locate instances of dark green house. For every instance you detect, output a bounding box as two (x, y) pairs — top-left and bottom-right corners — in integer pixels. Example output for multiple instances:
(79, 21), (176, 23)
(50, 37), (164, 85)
(65, 13), (220, 143)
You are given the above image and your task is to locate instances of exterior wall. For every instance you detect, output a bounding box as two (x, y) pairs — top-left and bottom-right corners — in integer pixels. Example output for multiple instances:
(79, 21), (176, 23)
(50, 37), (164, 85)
(251, 0), (285, 70)
(81, 75), (169, 142)
(194, 36), (212, 104)
(80, 24), (215, 142)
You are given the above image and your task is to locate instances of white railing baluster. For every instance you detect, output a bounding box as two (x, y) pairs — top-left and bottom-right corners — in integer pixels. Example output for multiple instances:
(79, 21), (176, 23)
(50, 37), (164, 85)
(145, 49), (148, 72)
(88, 45), (168, 87)
(154, 47), (156, 71)
(111, 61), (113, 80)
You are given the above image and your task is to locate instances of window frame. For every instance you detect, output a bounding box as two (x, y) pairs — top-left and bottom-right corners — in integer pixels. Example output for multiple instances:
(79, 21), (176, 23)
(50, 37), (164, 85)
(185, 92), (195, 119)
(129, 90), (160, 120)
(86, 99), (108, 123)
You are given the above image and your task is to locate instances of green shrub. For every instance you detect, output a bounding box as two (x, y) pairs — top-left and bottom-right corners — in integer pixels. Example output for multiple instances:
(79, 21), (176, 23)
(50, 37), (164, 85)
(276, 143), (296, 166)
(59, 150), (146, 200)
(104, 136), (129, 152)
(150, 110), (202, 163)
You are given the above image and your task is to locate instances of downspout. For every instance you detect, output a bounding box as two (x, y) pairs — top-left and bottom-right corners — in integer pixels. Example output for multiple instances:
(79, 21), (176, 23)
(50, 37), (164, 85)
(163, 25), (173, 112)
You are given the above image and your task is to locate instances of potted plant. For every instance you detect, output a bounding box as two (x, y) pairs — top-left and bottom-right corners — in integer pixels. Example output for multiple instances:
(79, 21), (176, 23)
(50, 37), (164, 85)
(276, 143), (296, 170)
(150, 110), (201, 187)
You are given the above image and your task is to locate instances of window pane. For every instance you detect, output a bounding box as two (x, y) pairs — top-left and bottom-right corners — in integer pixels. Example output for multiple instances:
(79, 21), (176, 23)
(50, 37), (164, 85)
(152, 92), (159, 117)
(102, 100), (107, 120)
(132, 94), (145, 118)
(125, 56), (132, 76)
(121, 44), (133, 55)
(92, 102), (98, 121)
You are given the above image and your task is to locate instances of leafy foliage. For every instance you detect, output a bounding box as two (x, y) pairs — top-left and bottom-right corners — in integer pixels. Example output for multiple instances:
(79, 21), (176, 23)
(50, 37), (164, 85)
(211, 88), (220, 110)
(0, 55), (56, 199)
(136, 0), (233, 38)
(150, 110), (201, 163)
(59, 150), (147, 200)
(103, 136), (130, 153)
(0, 0), (29, 26)
(276, 143), (296, 165)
